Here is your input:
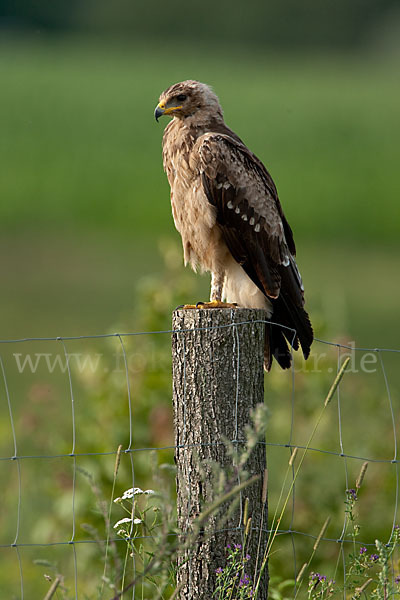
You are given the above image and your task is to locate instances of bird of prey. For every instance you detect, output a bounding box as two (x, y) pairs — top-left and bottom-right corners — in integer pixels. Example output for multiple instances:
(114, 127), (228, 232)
(155, 80), (313, 370)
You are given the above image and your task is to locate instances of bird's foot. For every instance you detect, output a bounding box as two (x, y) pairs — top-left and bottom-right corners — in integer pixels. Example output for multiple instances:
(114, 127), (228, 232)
(177, 300), (238, 310)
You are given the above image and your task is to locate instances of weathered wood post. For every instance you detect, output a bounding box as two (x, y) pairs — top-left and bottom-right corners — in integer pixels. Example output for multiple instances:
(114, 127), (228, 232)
(172, 308), (268, 599)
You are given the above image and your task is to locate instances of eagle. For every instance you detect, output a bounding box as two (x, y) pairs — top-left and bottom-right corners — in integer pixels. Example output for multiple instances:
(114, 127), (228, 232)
(155, 80), (313, 370)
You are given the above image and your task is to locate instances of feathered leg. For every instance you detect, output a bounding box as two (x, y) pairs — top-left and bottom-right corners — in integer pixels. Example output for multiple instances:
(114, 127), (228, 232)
(210, 271), (224, 301)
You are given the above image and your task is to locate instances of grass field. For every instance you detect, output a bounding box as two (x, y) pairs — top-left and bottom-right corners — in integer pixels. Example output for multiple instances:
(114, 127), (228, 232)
(0, 36), (399, 597)
(0, 36), (399, 241)
(0, 36), (399, 342)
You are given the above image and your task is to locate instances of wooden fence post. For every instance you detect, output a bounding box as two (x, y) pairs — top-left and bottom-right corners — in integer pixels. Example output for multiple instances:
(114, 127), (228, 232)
(172, 308), (268, 599)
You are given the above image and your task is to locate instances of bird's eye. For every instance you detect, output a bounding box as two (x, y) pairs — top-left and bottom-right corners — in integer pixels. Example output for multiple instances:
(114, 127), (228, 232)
(176, 94), (187, 102)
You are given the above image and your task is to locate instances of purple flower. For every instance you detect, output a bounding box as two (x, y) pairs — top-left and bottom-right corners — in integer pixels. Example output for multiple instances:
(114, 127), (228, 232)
(347, 488), (358, 501)
(226, 544), (231, 549)
(239, 573), (250, 587)
(395, 525), (400, 530)
(245, 554), (251, 561)
(360, 546), (367, 555)
(215, 567), (223, 575)
(319, 574), (327, 582)
(234, 543), (242, 550)
(370, 554), (379, 562)
(395, 576), (400, 584)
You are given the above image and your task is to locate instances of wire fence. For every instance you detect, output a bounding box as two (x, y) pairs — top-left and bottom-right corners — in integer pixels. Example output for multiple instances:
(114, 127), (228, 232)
(0, 320), (399, 598)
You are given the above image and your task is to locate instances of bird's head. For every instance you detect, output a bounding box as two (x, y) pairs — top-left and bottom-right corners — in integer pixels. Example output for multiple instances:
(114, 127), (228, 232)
(154, 80), (223, 123)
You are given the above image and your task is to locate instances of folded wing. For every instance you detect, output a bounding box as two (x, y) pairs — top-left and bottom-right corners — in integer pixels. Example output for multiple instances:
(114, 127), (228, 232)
(197, 133), (313, 368)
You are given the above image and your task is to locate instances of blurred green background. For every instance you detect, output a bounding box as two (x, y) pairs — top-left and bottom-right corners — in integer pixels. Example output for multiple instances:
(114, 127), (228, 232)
(0, 1), (400, 597)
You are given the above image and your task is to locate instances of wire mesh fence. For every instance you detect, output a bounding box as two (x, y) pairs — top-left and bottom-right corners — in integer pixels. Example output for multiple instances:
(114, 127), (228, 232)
(0, 319), (399, 598)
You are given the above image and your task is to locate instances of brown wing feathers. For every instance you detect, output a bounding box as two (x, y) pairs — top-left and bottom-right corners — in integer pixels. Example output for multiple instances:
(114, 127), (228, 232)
(200, 135), (313, 368)
(202, 172), (282, 299)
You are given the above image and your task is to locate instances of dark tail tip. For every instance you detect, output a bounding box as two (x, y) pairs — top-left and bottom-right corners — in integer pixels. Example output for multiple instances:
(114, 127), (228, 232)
(265, 323), (292, 371)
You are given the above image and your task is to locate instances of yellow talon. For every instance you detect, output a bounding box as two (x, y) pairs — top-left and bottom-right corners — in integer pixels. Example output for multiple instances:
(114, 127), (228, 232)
(180, 301), (238, 309)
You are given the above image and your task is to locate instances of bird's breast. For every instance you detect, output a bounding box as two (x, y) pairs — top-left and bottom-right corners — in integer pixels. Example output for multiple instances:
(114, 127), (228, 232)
(163, 127), (228, 273)
(168, 173), (225, 276)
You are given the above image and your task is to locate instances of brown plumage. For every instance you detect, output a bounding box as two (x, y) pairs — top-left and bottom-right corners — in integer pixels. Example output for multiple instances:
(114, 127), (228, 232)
(155, 80), (313, 370)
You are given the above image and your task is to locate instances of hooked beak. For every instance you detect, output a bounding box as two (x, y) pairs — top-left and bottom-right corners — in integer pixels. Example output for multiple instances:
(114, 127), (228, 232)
(155, 102), (183, 122)
(154, 104), (165, 122)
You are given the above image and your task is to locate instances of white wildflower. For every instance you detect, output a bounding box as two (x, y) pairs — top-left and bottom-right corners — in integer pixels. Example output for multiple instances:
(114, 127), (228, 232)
(121, 488), (135, 499)
(120, 487), (146, 499)
(118, 487), (157, 500)
(113, 517), (132, 529)
(133, 518), (142, 525)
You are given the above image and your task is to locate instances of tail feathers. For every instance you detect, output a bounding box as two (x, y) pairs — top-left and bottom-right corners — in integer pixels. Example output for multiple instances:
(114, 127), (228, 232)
(278, 261), (314, 361)
(264, 323), (292, 371)
(296, 306), (313, 359)
(281, 299), (313, 360)
(264, 299), (313, 371)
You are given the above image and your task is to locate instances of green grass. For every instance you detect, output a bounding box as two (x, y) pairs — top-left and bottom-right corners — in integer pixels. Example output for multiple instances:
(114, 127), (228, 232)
(0, 36), (399, 597)
(0, 36), (399, 242)
(0, 35), (398, 344)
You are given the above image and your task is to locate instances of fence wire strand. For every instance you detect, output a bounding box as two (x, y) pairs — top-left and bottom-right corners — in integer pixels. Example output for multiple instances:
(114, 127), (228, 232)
(0, 319), (399, 599)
